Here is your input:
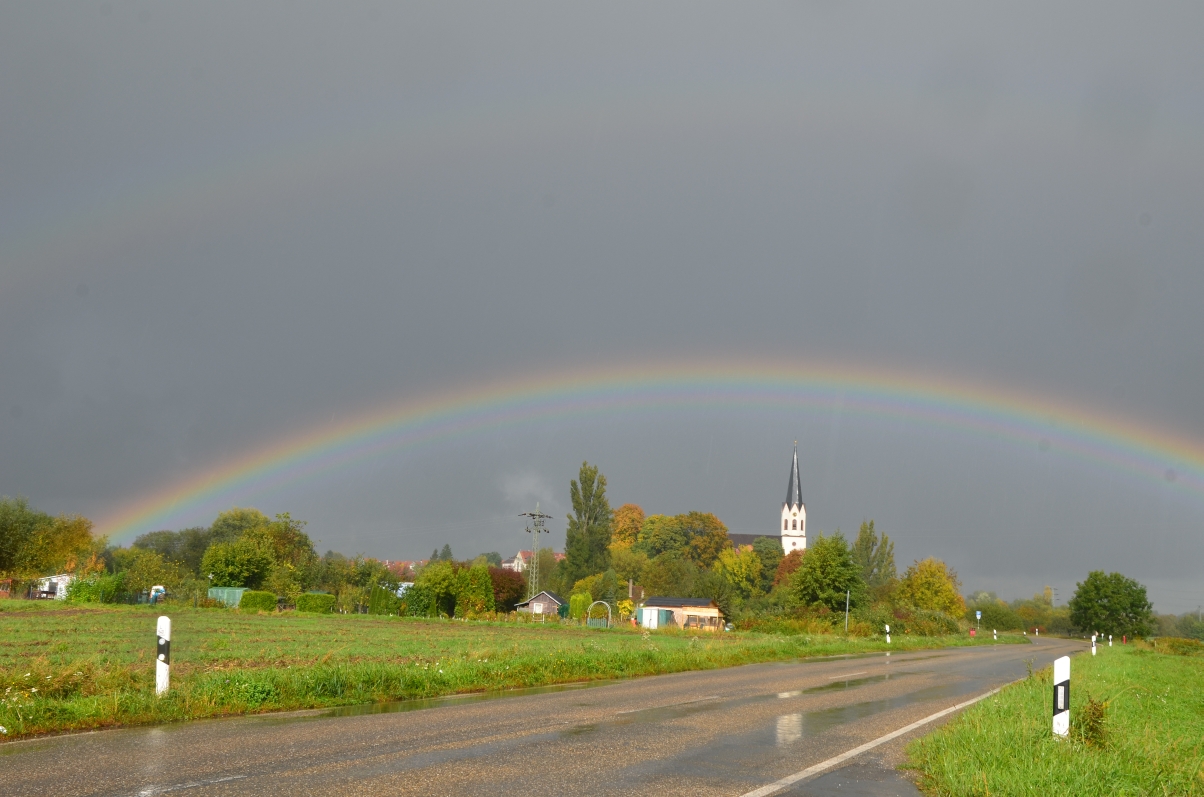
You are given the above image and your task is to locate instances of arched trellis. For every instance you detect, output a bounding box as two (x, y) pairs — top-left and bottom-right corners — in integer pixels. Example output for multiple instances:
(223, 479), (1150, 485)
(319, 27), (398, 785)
(586, 600), (612, 628)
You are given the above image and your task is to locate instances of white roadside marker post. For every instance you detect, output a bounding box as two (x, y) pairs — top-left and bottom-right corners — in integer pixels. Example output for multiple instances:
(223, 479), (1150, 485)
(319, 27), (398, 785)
(1052, 655), (1070, 737)
(993, 629), (997, 641)
(156, 616), (171, 696)
(885, 624), (890, 645)
(1109, 635), (1113, 647)
(1091, 634), (1097, 656)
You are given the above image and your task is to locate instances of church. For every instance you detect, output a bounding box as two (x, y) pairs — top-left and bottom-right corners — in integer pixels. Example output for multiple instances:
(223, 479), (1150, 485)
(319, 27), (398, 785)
(728, 444), (807, 554)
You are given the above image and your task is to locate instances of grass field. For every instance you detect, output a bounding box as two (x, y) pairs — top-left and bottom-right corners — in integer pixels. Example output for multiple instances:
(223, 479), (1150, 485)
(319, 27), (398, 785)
(0, 600), (1014, 740)
(907, 640), (1204, 796)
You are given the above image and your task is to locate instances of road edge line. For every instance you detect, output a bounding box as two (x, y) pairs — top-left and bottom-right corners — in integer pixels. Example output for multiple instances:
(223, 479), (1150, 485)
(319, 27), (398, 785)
(736, 683), (1010, 797)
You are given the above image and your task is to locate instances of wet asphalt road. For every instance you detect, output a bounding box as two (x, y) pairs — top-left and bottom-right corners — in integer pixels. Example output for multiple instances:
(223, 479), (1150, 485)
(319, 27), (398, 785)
(1, 638), (1082, 797)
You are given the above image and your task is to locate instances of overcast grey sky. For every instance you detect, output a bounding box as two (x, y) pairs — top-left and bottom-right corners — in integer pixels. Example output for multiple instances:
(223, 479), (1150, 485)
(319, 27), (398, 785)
(2, 2), (1202, 612)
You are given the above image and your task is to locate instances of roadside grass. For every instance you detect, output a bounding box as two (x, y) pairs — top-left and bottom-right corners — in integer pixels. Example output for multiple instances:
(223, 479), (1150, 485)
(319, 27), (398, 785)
(907, 640), (1204, 796)
(1, 599), (1019, 740)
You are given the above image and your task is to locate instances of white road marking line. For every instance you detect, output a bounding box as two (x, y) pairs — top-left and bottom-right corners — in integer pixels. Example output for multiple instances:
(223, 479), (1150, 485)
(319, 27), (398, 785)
(736, 685), (1007, 797)
(828, 671), (867, 679)
(616, 695), (719, 714)
(132, 775), (247, 796)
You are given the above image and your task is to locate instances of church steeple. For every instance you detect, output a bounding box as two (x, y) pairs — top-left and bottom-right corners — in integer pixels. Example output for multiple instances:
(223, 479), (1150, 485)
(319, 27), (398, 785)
(779, 441), (807, 553)
(785, 442), (803, 509)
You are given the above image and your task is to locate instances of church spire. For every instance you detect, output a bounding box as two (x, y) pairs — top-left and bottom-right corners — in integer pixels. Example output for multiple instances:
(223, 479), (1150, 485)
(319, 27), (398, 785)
(785, 441), (803, 508)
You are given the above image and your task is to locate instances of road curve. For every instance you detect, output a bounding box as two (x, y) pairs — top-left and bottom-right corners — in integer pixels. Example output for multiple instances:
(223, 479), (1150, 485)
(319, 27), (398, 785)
(0, 638), (1082, 797)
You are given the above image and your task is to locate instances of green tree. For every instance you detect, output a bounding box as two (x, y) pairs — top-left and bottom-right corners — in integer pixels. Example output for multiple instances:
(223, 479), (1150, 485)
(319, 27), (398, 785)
(416, 560), (461, 616)
(634, 515), (686, 558)
(200, 536), (274, 588)
(440, 544), (454, 561)
(610, 546), (648, 587)
(455, 563), (496, 617)
(850, 520), (896, 590)
(563, 461), (613, 585)
(897, 558), (964, 616)
(716, 545), (763, 599)
(533, 547), (560, 594)
(133, 527), (212, 575)
(751, 537), (784, 594)
(790, 532), (866, 612)
(642, 551), (697, 597)
(209, 507), (271, 544)
(110, 547), (182, 594)
(1069, 571), (1154, 637)
(479, 551), (503, 567)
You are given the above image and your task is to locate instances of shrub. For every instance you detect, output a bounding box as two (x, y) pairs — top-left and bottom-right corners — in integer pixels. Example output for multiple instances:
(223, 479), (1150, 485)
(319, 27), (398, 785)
(1149, 637), (1204, 656)
(296, 593), (335, 613)
(238, 590), (278, 612)
(367, 584), (400, 615)
(65, 572), (126, 603)
(400, 582), (436, 617)
(569, 592), (592, 620)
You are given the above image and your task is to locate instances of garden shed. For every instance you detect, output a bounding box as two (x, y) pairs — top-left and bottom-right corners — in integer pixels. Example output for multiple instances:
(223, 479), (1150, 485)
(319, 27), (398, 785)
(638, 597), (721, 631)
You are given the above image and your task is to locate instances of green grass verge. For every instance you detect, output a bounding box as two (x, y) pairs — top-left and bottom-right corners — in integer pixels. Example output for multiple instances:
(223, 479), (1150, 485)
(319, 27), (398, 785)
(907, 641), (1204, 796)
(1, 599), (1017, 740)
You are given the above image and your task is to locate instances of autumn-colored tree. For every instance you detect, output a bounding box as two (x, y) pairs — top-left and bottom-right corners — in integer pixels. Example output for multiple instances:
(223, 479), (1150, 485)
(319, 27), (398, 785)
(455, 563), (496, 617)
(611, 504), (645, 550)
(680, 511), (730, 569)
(773, 549), (805, 588)
(897, 558), (965, 616)
(0, 497), (97, 578)
(634, 511), (729, 569)
(488, 566), (526, 611)
(716, 545), (763, 598)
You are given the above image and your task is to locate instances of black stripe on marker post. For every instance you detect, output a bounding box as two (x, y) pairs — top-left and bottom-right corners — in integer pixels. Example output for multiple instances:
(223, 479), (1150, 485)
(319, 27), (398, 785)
(1053, 680), (1069, 715)
(158, 636), (171, 665)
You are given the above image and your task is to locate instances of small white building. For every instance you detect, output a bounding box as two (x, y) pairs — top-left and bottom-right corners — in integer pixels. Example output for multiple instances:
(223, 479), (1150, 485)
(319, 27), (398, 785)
(36, 573), (75, 600)
(638, 597), (722, 631)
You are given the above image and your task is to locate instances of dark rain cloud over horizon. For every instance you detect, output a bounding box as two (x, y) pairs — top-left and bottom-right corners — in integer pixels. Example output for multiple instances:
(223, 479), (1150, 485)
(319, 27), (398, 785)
(2, 2), (1202, 611)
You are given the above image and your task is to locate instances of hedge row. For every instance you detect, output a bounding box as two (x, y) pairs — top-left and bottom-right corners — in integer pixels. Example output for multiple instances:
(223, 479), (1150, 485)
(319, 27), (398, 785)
(296, 593), (336, 613)
(238, 590), (278, 612)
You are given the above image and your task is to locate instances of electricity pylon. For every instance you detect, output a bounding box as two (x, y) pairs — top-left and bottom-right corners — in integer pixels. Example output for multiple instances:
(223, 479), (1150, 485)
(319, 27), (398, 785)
(520, 503), (552, 601)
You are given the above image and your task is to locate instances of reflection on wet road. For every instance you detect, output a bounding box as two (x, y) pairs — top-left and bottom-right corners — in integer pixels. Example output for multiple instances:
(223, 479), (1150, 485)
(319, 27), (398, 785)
(0, 639), (1082, 797)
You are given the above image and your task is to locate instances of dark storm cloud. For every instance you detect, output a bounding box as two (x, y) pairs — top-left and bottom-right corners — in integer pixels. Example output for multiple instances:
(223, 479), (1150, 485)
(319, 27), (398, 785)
(1, 2), (1202, 610)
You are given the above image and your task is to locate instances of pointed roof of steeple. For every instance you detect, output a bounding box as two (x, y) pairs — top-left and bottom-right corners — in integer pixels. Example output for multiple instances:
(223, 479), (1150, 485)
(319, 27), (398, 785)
(785, 442), (803, 508)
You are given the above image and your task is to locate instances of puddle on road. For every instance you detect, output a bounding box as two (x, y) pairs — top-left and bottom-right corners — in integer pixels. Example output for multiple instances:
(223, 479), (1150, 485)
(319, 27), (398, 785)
(306, 679), (618, 721)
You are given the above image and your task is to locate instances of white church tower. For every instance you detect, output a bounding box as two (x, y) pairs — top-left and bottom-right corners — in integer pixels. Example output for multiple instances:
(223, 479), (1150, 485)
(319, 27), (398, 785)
(780, 443), (806, 554)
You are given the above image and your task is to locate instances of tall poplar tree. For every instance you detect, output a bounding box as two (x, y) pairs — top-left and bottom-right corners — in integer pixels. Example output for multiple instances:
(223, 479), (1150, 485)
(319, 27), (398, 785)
(563, 461), (613, 585)
(851, 520), (896, 590)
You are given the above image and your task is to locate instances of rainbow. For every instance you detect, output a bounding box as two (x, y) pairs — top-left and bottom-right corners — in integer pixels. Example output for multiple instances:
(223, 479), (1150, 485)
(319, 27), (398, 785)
(97, 359), (1204, 543)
